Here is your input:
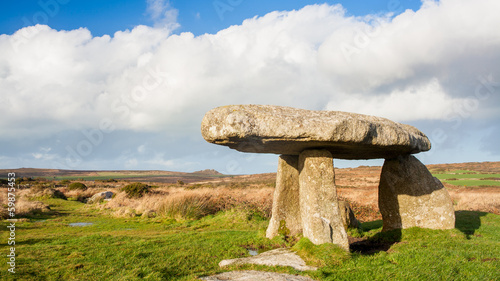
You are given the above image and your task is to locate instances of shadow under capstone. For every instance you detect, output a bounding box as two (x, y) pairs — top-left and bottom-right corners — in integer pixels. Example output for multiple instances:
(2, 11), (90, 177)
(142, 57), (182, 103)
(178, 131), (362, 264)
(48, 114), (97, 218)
(455, 210), (487, 239)
(349, 220), (402, 255)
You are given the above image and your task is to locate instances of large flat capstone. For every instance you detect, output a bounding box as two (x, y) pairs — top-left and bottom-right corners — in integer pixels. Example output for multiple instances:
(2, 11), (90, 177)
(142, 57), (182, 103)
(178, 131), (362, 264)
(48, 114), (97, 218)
(201, 105), (430, 159)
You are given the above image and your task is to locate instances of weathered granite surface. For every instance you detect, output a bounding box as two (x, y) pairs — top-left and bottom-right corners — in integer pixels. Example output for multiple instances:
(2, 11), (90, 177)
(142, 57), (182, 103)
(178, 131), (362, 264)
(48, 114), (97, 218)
(199, 270), (316, 281)
(338, 200), (360, 230)
(219, 248), (317, 271)
(298, 150), (349, 250)
(378, 155), (456, 231)
(201, 105), (430, 159)
(266, 155), (302, 239)
(87, 191), (114, 204)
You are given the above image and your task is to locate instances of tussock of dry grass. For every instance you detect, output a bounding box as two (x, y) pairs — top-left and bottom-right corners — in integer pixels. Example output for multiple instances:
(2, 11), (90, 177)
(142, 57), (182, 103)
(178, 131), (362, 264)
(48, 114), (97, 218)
(159, 193), (217, 220)
(0, 188), (52, 218)
(63, 187), (114, 202)
(25, 186), (66, 200)
(15, 200), (51, 216)
(96, 186), (273, 220)
(449, 189), (500, 214)
(102, 189), (169, 217)
(163, 187), (272, 219)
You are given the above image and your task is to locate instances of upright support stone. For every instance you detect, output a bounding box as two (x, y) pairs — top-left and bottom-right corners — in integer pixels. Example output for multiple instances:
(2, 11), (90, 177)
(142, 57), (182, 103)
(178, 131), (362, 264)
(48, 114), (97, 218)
(266, 155), (302, 239)
(298, 149), (349, 250)
(378, 155), (456, 231)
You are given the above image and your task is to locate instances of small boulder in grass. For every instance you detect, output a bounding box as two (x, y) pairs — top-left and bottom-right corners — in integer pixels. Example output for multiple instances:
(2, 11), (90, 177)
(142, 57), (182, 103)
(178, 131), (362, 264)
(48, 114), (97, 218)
(87, 191), (114, 204)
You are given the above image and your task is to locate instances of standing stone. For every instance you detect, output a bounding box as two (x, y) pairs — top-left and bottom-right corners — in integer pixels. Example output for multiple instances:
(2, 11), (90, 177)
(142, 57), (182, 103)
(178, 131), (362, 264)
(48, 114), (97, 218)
(338, 201), (360, 230)
(298, 149), (349, 250)
(378, 155), (455, 231)
(266, 155), (302, 239)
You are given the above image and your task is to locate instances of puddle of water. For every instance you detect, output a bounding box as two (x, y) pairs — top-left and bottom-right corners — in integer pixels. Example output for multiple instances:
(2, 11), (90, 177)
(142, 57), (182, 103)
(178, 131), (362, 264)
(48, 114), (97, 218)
(248, 249), (258, 256)
(68, 222), (94, 227)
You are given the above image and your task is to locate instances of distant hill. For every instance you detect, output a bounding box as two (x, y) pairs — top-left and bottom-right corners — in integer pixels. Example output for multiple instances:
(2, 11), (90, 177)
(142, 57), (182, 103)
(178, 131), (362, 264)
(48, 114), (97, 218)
(0, 168), (228, 184)
(192, 169), (223, 175)
(1, 161), (498, 184)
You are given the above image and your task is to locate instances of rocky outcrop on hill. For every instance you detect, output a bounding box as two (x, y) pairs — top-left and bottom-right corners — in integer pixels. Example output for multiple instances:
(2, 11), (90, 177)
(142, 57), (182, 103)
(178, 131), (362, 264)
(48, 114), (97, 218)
(192, 169), (223, 175)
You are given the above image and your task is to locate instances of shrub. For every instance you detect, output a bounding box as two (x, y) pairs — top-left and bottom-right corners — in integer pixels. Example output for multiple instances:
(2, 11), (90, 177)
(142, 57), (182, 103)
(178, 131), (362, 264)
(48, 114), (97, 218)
(122, 183), (150, 198)
(16, 177), (34, 185)
(68, 182), (87, 191)
(177, 180), (185, 186)
(60, 179), (71, 185)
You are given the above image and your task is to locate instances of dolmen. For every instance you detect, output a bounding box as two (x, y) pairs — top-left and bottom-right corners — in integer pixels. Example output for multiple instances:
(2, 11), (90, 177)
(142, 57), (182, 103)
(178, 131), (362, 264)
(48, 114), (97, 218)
(201, 105), (455, 251)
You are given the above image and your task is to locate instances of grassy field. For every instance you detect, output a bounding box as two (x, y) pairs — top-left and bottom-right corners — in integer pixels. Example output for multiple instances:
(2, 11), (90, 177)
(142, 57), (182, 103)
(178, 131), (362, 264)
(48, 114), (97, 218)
(1, 197), (499, 280)
(445, 180), (500, 187)
(431, 170), (500, 187)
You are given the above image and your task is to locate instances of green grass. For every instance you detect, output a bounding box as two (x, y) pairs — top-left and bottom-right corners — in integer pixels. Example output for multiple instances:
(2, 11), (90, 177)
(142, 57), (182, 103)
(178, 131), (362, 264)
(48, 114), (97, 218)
(1, 199), (499, 280)
(432, 170), (479, 174)
(432, 173), (500, 180)
(444, 180), (500, 187)
(430, 170), (500, 187)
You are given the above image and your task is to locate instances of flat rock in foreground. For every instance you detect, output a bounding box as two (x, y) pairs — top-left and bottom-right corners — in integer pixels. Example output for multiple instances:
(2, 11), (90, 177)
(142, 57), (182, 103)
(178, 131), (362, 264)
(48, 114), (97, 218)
(219, 248), (317, 271)
(201, 105), (430, 159)
(199, 270), (316, 281)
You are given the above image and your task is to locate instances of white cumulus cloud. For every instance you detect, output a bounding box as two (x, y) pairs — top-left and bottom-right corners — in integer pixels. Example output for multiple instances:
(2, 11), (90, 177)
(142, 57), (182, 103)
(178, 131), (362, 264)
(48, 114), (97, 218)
(146, 0), (179, 30)
(0, 0), (499, 170)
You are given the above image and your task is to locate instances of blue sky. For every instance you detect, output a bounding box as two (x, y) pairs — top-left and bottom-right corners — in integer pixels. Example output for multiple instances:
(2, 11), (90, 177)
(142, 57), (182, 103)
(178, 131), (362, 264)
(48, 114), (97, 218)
(1, 0), (421, 36)
(0, 0), (498, 174)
